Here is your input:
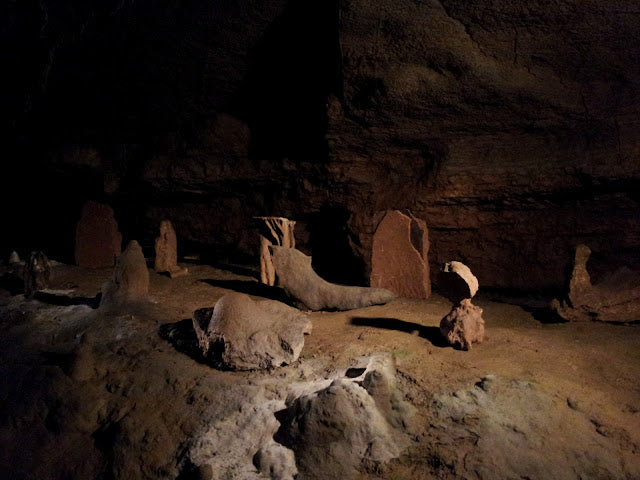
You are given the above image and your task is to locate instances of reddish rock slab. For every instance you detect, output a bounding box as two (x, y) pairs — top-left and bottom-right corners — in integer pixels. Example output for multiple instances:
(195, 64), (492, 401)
(440, 261), (479, 304)
(74, 201), (122, 268)
(154, 220), (188, 278)
(370, 210), (431, 299)
(440, 299), (485, 351)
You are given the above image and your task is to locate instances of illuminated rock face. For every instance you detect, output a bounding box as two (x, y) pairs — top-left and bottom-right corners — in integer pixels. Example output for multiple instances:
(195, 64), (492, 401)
(440, 299), (485, 351)
(5, 1), (640, 291)
(370, 210), (431, 299)
(74, 202), (122, 268)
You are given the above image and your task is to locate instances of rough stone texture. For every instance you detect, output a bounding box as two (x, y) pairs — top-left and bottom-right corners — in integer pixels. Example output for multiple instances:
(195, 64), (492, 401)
(370, 210), (430, 299)
(440, 261), (479, 304)
(256, 217), (296, 286)
(440, 298), (485, 351)
(154, 220), (188, 278)
(100, 240), (149, 307)
(74, 201), (122, 268)
(270, 246), (396, 311)
(275, 373), (410, 479)
(253, 443), (297, 480)
(4, 1), (640, 291)
(192, 292), (312, 371)
(552, 244), (640, 322)
(23, 251), (51, 298)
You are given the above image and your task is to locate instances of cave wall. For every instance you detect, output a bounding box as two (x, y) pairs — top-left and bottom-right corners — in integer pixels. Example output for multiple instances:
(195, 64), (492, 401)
(3, 0), (639, 290)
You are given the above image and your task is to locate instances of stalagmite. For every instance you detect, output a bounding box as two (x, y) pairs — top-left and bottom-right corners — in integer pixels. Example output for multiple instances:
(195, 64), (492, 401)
(154, 220), (188, 278)
(256, 216), (296, 286)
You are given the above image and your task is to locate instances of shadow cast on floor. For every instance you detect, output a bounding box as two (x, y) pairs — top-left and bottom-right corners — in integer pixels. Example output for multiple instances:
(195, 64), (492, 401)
(33, 291), (100, 309)
(350, 317), (449, 348)
(200, 279), (294, 305)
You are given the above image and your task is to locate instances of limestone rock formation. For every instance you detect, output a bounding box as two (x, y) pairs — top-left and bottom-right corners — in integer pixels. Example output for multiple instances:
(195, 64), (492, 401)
(100, 240), (149, 307)
(154, 220), (188, 278)
(269, 246), (396, 311)
(8, 251), (20, 265)
(275, 367), (411, 479)
(370, 210), (431, 298)
(253, 444), (297, 480)
(192, 292), (312, 370)
(74, 201), (122, 268)
(440, 261), (479, 304)
(552, 244), (640, 322)
(23, 251), (51, 298)
(256, 217), (296, 286)
(440, 299), (485, 351)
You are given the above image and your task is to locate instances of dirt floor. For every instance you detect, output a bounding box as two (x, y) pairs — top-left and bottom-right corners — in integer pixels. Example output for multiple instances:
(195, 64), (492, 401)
(1, 260), (639, 480)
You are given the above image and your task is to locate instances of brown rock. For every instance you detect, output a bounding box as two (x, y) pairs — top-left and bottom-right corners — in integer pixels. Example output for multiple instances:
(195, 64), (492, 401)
(23, 251), (51, 298)
(270, 246), (396, 311)
(154, 220), (188, 278)
(370, 210), (430, 298)
(552, 245), (640, 322)
(192, 292), (311, 370)
(256, 217), (296, 286)
(440, 299), (485, 351)
(74, 201), (122, 268)
(440, 261), (479, 304)
(100, 240), (149, 307)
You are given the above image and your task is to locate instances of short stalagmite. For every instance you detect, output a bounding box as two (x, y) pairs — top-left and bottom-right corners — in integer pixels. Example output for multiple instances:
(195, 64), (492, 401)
(192, 292), (311, 370)
(100, 240), (149, 307)
(154, 220), (188, 278)
(75, 201), (122, 268)
(269, 246), (396, 311)
(23, 251), (51, 298)
(370, 210), (431, 299)
(439, 299), (485, 350)
(552, 244), (640, 322)
(256, 216), (296, 286)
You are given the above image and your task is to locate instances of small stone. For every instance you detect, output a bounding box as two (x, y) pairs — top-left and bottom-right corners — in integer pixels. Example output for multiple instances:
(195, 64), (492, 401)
(100, 240), (149, 307)
(75, 201), (122, 268)
(440, 298), (485, 350)
(440, 261), (479, 303)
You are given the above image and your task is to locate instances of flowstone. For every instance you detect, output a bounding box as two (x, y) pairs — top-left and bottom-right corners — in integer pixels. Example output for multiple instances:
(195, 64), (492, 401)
(270, 246), (396, 311)
(192, 292), (311, 370)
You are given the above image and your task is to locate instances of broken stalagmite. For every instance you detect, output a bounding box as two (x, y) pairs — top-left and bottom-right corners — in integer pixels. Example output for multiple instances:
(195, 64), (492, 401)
(154, 220), (188, 278)
(100, 240), (149, 307)
(269, 246), (396, 311)
(256, 216), (296, 286)
(75, 201), (122, 268)
(552, 244), (640, 322)
(192, 292), (311, 370)
(439, 261), (485, 350)
(370, 210), (431, 299)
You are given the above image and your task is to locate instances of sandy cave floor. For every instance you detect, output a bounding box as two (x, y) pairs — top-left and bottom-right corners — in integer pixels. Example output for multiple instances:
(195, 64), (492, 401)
(1, 261), (639, 480)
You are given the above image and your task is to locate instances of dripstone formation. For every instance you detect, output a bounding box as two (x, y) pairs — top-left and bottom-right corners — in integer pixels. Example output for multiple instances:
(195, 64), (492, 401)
(270, 246), (396, 311)
(154, 220), (188, 278)
(100, 240), (149, 307)
(439, 261), (485, 350)
(256, 217), (296, 286)
(552, 244), (640, 323)
(23, 251), (51, 298)
(370, 210), (431, 299)
(75, 201), (122, 268)
(192, 292), (312, 370)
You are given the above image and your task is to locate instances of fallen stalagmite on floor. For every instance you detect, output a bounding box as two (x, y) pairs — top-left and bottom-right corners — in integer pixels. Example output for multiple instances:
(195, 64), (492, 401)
(551, 244), (640, 322)
(370, 210), (431, 299)
(269, 246), (396, 311)
(154, 220), (188, 278)
(439, 261), (484, 350)
(192, 292), (312, 370)
(100, 240), (149, 307)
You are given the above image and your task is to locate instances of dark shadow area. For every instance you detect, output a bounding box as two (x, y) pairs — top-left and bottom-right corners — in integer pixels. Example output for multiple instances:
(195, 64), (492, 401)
(521, 305), (568, 324)
(206, 261), (260, 279)
(309, 204), (366, 286)
(158, 319), (207, 365)
(350, 317), (448, 348)
(200, 279), (293, 305)
(478, 287), (568, 324)
(33, 291), (100, 309)
(0, 273), (24, 296)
